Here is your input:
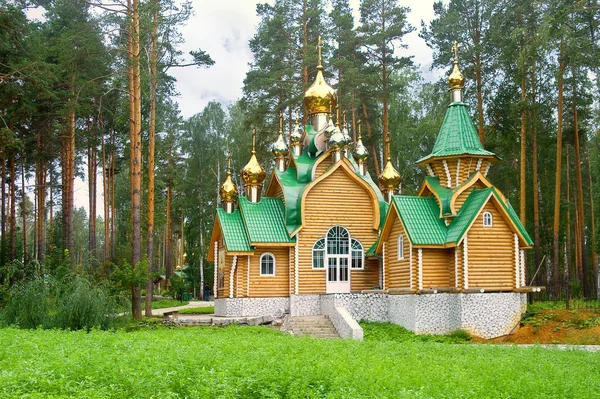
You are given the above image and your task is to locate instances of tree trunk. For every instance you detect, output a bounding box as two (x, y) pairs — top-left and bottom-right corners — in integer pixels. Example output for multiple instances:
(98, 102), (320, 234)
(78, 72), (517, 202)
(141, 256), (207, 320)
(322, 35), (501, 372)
(88, 120), (97, 267)
(146, 0), (159, 317)
(36, 127), (46, 265)
(552, 40), (565, 297)
(21, 156), (27, 262)
(519, 57), (527, 225)
(9, 153), (16, 263)
(381, 1), (391, 161)
(129, 0), (143, 320)
(588, 155), (598, 298)
(572, 67), (588, 298)
(64, 82), (76, 266)
(531, 63), (542, 285)
(165, 180), (172, 282)
(301, 0), (308, 125)
(102, 132), (109, 264)
(361, 100), (380, 176)
(474, 1), (484, 144)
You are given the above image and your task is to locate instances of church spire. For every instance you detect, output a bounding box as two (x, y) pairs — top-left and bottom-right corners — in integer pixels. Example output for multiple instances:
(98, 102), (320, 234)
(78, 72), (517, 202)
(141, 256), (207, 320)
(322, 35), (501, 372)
(271, 110), (289, 172)
(241, 128), (266, 202)
(448, 41), (465, 103)
(219, 152), (238, 213)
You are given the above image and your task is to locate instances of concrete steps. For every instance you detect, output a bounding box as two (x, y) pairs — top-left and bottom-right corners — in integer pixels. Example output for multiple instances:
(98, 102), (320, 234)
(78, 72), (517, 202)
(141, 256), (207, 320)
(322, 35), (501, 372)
(287, 315), (339, 339)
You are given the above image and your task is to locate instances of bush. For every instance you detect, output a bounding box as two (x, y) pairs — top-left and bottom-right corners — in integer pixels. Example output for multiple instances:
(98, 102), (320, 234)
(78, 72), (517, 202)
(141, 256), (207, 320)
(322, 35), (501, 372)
(0, 275), (128, 331)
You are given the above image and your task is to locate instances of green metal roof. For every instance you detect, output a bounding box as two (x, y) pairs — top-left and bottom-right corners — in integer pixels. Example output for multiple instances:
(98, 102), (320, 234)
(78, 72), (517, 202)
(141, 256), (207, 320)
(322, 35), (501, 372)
(444, 187), (534, 246)
(497, 193), (534, 246)
(446, 188), (492, 244)
(392, 196), (448, 245)
(216, 208), (252, 252)
(417, 102), (496, 164)
(423, 176), (453, 216)
(239, 197), (295, 243)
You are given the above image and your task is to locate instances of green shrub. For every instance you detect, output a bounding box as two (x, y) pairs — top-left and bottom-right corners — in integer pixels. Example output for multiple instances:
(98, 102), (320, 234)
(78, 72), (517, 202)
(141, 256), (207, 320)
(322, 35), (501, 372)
(360, 321), (471, 344)
(0, 276), (128, 331)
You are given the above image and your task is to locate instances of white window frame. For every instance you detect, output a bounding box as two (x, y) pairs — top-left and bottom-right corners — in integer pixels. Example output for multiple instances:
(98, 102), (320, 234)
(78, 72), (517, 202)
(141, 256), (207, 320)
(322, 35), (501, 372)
(397, 234), (405, 260)
(351, 239), (364, 270)
(312, 238), (325, 269)
(483, 211), (493, 227)
(312, 226), (364, 271)
(259, 252), (276, 276)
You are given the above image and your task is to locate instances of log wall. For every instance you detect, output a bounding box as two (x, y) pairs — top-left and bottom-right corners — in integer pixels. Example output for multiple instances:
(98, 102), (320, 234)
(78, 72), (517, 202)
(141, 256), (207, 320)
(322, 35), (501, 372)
(385, 211), (412, 289)
(299, 167), (380, 293)
(421, 249), (452, 288)
(466, 203), (515, 289)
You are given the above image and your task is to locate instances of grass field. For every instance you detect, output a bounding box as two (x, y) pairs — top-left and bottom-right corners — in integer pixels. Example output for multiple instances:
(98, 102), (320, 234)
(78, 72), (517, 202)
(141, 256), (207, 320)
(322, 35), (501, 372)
(1, 325), (598, 398)
(151, 299), (188, 309)
(178, 306), (215, 314)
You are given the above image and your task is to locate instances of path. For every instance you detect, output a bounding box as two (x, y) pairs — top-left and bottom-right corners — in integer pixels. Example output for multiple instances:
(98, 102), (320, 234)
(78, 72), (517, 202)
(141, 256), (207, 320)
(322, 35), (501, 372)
(152, 300), (214, 317)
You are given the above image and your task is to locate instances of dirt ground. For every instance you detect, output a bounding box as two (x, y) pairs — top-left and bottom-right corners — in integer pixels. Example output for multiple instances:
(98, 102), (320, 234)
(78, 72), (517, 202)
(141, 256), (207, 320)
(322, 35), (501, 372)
(474, 309), (600, 345)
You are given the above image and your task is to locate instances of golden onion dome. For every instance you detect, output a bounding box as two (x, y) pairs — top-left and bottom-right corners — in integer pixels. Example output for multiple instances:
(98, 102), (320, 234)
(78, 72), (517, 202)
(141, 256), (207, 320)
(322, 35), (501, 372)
(341, 127), (351, 146)
(219, 171), (238, 202)
(241, 128), (266, 186)
(220, 153), (238, 202)
(303, 36), (337, 116)
(448, 41), (464, 91)
(290, 121), (303, 144)
(329, 127), (345, 150)
(353, 137), (368, 162)
(304, 69), (337, 116)
(378, 157), (402, 190)
(271, 131), (289, 158)
(241, 153), (266, 185)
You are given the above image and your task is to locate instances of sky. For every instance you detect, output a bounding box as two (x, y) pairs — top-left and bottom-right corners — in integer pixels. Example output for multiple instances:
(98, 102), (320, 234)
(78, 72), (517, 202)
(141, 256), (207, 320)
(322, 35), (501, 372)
(30, 0), (445, 216)
(171, 0), (442, 119)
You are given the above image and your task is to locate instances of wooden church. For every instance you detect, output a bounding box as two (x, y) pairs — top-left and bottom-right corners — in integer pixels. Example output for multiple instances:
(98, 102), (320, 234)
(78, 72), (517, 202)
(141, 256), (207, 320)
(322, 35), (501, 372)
(208, 42), (537, 339)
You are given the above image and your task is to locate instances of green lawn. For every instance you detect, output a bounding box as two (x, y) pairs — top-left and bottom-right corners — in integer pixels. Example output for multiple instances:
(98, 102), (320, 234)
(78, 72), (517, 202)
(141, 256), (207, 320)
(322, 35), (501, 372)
(178, 306), (214, 314)
(0, 326), (598, 398)
(151, 299), (188, 309)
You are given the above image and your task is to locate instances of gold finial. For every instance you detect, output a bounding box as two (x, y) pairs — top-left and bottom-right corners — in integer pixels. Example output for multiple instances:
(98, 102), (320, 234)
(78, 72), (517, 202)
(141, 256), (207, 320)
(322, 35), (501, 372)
(220, 151), (238, 204)
(242, 128), (266, 186)
(279, 110), (284, 133)
(343, 110), (347, 126)
(335, 104), (340, 127)
(295, 107), (299, 125)
(448, 41), (465, 91)
(452, 41), (460, 64)
(357, 119), (362, 140)
(317, 35), (323, 69)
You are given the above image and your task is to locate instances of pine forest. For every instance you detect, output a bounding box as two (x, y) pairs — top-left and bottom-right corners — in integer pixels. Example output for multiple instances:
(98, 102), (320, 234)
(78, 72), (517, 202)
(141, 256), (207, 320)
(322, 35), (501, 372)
(1, 0), (599, 319)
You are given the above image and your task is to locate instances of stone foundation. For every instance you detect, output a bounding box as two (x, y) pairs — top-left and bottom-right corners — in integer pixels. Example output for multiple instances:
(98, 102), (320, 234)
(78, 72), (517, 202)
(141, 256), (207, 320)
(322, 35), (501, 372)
(216, 293), (526, 339)
(214, 297), (289, 317)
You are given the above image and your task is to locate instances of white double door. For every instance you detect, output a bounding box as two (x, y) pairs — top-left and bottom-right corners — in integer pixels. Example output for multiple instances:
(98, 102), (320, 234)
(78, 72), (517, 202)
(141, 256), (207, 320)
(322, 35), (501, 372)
(326, 256), (351, 293)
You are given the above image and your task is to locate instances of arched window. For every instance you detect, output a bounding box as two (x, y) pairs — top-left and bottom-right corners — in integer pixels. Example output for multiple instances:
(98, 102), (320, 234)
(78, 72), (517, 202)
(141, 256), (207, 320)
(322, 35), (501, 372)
(397, 234), (405, 260)
(260, 253), (275, 276)
(351, 239), (363, 269)
(312, 226), (364, 271)
(312, 238), (325, 269)
(483, 211), (493, 227)
(327, 226), (350, 255)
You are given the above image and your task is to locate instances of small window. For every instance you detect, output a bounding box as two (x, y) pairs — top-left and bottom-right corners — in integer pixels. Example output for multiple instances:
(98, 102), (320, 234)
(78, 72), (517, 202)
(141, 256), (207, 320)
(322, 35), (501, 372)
(483, 211), (493, 227)
(260, 253), (275, 276)
(397, 234), (405, 260)
(312, 239), (325, 269)
(351, 239), (363, 269)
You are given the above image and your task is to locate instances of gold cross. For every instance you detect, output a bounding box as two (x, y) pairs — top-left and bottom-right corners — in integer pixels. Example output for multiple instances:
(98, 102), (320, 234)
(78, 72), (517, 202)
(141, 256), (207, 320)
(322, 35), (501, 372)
(452, 41), (460, 63)
(226, 151), (231, 171)
(251, 128), (256, 154)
